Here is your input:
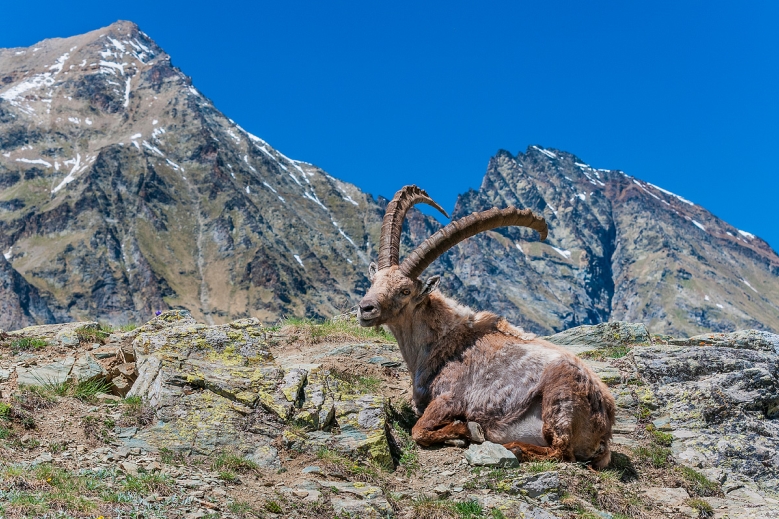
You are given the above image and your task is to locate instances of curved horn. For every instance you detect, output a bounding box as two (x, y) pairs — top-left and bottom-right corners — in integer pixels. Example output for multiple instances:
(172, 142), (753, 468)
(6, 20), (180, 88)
(377, 185), (449, 270)
(399, 207), (547, 279)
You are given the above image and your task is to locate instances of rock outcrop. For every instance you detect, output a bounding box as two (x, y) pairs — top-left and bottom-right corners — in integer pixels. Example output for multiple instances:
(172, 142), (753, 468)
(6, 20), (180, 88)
(2, 314), (778, 517)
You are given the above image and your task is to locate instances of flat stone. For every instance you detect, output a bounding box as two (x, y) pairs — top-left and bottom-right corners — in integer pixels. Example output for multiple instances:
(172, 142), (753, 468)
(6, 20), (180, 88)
(110, 375), (132, 397)
(464, 441), (519, 467)
(16, 357), (75, 387)
(642, 487), (690, 506)
(511, 471), (560, 499)
(0, 368), (11, 382)
(301, 466), (322, 474)
(95, 392), (122, 403)
(544, 321), (650, 347)
(70, 352), (107, 383)
(91, 346), (120, 359)
(119, 461), (139, 476)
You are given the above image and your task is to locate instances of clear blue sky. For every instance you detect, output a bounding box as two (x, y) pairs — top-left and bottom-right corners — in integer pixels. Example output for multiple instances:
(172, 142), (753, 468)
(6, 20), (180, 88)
(2, 1), (778, 249)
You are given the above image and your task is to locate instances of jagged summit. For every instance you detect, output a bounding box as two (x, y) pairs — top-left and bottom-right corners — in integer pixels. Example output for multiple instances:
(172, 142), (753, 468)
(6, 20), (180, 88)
(442, 144), (779, 335)
(1, 24), (778, 336)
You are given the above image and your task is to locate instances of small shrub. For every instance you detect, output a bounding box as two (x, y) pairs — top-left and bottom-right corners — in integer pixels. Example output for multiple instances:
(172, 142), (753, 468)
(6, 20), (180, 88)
(649, 429), (674, 446)
(73, 379), (112, 401)
(76, 326), (110, 345)
(218, 470), (240, 483)
(392, 423), (419, 475)
(280, 316), (396, 345)
(264, 500), (283, 513)
(687, 498), (714, 518)
(159, 447), (186, 465)
(678, 466), (719, 496)
(211, 452), (260, 474)
(0, 402), (11, 419)
(9, 337), (48, 353)
(82, 415), (114, 443)
(523, 460), (559, 473)
(228, 501), (262, 517)
(121, 396), (155, 426)
(122, 473), (174, 495)
(453, 499), (484, 519)
(580, 344), (630, 361)
(634, 445), (672, 468)
(48, 441), (67, 454)
(14, 387), (56, 410)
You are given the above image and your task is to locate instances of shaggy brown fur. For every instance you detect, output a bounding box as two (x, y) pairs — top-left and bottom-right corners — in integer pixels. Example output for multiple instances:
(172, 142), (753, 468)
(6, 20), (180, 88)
(359, 265), (615, 469)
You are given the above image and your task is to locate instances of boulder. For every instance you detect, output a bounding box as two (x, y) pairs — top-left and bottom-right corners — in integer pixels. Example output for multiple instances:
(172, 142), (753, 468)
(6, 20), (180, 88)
(632, 330), (779, 491)
(16, 357), (75, 387)
(544, 321), (650, 347)
(464, 441), (519, 467)
(70, 353), (107, 383)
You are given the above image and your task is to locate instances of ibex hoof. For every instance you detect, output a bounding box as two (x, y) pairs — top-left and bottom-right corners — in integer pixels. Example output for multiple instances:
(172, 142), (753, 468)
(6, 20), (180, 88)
(444, 439), (467, 448)
(467, 422), (485, 443)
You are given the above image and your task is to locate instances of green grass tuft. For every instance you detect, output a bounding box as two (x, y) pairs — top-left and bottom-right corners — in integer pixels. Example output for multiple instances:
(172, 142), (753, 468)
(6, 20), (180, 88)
(580, 344), (631, 361)
(687, 497), (714, 517)
(678, 466), (719, 496)
(211, 452), (260, 474)
(634, 445), (672, 468)
(7, 337), (48, 353)
(122, 472), (174, 495)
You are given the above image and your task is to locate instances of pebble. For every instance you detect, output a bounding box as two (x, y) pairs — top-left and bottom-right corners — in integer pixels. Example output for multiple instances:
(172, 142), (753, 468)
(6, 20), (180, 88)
(119, 461), (139, 476)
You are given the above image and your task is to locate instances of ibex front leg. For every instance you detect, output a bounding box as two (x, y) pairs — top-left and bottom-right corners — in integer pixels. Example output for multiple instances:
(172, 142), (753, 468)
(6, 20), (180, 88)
(411, 394), (482, 447)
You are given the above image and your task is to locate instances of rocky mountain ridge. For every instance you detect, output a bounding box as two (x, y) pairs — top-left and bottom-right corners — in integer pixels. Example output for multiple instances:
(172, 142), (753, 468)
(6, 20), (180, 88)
(1, 21), (778, 337)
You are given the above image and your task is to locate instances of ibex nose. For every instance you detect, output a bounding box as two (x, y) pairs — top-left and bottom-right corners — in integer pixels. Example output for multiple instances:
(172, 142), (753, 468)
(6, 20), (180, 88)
(358, 297), (380, 321)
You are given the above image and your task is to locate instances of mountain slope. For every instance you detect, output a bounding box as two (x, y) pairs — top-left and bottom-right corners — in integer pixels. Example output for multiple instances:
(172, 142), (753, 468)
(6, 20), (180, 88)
(1, 22), (778, 336)
(428, 147), (779, 336)
(0, 21), (384, 327)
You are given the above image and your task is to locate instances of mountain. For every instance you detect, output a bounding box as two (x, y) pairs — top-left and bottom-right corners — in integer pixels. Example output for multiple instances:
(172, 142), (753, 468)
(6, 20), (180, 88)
(425, 148), (779, 336)
(1, 22), (778, 336)
(0, 21), (384, 328)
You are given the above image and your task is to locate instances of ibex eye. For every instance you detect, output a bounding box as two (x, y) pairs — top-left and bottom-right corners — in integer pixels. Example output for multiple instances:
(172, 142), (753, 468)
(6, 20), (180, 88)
(402, 289), (411, 296)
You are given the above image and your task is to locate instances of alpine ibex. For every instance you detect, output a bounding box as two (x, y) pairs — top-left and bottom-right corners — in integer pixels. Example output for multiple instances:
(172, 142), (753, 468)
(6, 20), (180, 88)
(358, 186), (615, 468)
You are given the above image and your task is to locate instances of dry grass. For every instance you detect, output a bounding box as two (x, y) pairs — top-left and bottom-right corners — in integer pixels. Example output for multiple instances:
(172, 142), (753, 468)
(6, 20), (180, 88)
(277, 316), (395, 345)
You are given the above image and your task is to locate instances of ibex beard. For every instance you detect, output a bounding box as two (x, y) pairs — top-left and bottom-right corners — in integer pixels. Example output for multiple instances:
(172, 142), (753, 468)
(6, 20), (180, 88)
(358, 185), (615, 469)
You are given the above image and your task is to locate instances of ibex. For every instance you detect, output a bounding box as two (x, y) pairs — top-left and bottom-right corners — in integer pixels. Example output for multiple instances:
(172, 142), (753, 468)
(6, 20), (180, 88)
(358, 186), (615, 468)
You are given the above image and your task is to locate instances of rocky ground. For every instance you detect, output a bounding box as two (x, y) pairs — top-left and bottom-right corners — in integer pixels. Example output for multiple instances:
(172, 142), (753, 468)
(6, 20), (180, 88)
(0, 313), (778, 518)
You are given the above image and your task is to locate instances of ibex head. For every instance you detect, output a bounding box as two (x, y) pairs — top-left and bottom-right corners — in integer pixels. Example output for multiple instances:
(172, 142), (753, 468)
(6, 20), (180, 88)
(358, 185), (548, 327)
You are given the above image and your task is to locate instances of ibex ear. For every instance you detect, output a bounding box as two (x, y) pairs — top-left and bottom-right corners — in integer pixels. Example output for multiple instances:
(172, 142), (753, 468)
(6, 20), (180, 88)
(368, 262), (378, 281)
(420, 275), (440, 297)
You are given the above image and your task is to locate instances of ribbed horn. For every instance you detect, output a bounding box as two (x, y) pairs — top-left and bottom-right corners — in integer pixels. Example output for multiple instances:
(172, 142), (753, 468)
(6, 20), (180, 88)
(399, 207), (547, 279)
(377, 185), (449, 270)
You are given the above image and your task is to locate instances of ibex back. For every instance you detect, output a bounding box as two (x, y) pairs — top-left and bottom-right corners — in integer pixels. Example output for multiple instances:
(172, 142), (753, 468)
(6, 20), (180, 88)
(358, 186), (615, 468)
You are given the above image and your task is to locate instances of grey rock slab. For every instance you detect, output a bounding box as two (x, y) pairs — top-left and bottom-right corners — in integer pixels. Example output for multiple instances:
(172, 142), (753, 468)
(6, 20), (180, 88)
(544, 321), (650, 347)
(511, 471), (560, 500)
(70, 352), (107, 383)
(642, 486), (690, 506)
(325, 480), (391, 517)
(464, 441), (519, 467)
(674, 330), (779, 353)
(16, 357), (75, 386)
(477, 494), (559, 519)
(0, 367), (11, 382)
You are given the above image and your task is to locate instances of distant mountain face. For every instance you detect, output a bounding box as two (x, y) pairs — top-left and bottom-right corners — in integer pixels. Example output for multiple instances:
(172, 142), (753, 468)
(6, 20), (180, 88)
(1, 22), (778, 336)
(426, 148), (779, 336)
(0, 21), (384, 328)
